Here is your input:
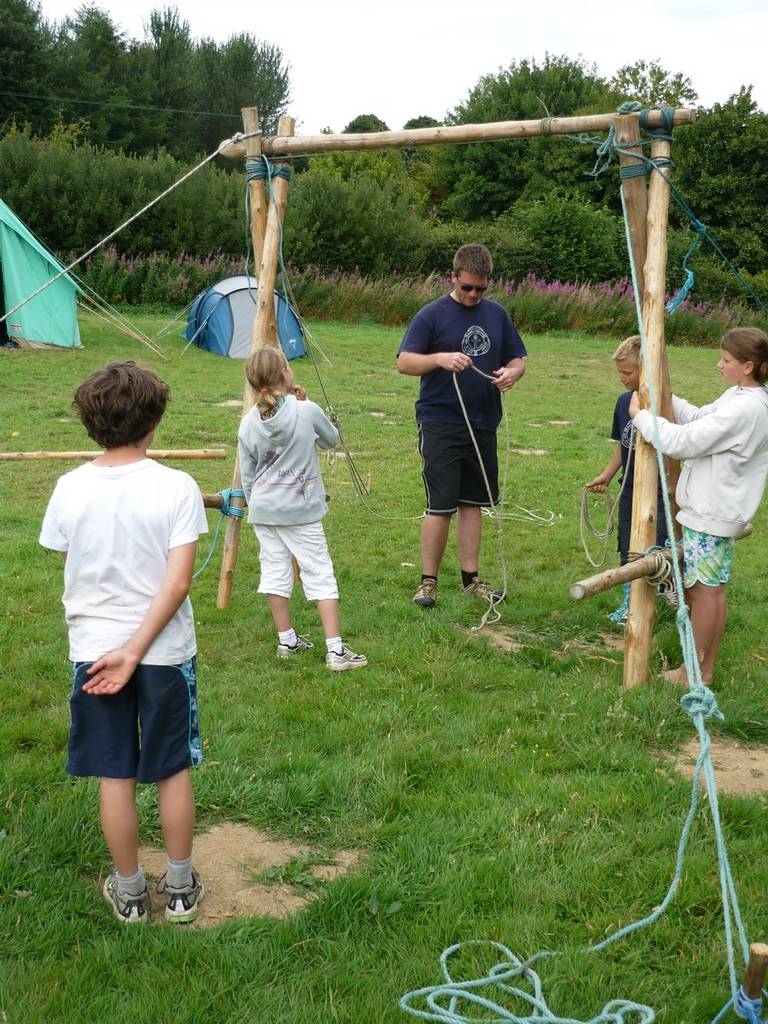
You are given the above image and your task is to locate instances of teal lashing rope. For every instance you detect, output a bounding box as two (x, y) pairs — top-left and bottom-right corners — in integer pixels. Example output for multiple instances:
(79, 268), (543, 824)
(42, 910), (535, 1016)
(615, 185), (761, 1024)
(192, 488), (245, 581)
(576, 104), (767, 316)
(400, 149), (766, 1024)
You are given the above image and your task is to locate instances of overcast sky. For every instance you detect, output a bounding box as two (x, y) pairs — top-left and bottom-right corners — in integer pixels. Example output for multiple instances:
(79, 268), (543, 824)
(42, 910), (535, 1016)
(37, 0), (768, 135)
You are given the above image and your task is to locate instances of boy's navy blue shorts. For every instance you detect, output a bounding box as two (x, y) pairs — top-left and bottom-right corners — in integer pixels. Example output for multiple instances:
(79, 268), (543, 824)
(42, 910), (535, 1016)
(617, 490), (668, 564)
(66, 659), (203, 784)
(418, 420), (499, 517)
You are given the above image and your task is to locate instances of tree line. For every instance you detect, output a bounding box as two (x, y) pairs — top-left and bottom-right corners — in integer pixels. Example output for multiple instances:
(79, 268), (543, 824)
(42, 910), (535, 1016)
(2, 3), (767, 302)
(1, 0), (290, 158)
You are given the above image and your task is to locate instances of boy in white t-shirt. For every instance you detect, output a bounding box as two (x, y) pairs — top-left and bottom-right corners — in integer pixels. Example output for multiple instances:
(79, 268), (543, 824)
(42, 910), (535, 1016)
(40, 362), (209, 925)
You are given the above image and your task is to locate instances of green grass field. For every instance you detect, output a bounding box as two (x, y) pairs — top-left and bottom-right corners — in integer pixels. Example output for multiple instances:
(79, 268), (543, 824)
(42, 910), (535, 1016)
(2, 314), (767, 1023)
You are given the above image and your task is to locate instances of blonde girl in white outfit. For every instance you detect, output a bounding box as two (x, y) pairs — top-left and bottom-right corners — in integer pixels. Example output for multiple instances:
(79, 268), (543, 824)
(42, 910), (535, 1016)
(629, 327), (768, 685)
(238, 346), (367, 672)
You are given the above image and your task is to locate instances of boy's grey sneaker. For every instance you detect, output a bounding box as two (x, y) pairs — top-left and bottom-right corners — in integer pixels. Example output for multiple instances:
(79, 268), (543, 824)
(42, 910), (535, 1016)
(158, 870), (205, 923)
(326, 646), (368, 671)
(460, 577), (505, 603)
(277, 635), (314, 658)
(413, 579), (437, 607)
(102, 871), (152, 925)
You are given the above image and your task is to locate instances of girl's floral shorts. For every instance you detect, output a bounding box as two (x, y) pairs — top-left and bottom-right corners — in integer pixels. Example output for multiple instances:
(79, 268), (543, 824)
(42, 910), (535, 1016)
(682, 526), (734, 588)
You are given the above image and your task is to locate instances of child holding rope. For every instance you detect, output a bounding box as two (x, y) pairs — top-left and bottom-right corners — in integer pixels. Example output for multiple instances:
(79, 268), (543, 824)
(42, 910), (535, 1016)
(586, 335), (668, 621)
(40, 362), (208, 924)
(629, 327), (768, 684)
(238, 346), (367, 671)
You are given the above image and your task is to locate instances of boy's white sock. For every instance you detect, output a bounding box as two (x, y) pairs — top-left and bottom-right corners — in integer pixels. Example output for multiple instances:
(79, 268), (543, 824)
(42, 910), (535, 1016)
(278, 628), (298, 648)
(117, 866), (146, 895)
(166, 855), (193, 890)
(325, 636), (344, 656)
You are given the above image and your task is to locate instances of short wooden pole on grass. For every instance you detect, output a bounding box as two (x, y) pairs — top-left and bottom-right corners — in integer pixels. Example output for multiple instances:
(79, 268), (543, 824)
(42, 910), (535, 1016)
(623, 136), (675, 689)
(741, 942), (768, 1001)
(0, 449), (226, 461)
(216, 113), (296, 610)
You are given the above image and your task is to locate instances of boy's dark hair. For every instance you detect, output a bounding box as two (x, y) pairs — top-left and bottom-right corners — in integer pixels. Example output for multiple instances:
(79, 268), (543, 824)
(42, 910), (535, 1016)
(73, 362), (170, 449)
(721, 328), (768, 384)
(453, 243), (493, 277)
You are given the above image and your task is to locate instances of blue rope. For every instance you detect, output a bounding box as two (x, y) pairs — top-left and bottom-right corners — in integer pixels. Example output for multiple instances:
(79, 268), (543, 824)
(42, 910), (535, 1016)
(245, 154), (293, 183)
(192, 488), (245, 581)
(576, 118), (768, 315)
(400, 942), (655, 1023)
(400, 168), (766, 1024)
(611, 186), (758, 1022)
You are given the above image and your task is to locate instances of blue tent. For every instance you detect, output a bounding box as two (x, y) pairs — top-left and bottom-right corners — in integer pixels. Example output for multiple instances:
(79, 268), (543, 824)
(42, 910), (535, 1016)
(183, 275), (305, 360)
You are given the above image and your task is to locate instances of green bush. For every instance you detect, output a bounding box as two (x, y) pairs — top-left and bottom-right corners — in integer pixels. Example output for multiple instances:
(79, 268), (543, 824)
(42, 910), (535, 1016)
(501, 194), (625, 283)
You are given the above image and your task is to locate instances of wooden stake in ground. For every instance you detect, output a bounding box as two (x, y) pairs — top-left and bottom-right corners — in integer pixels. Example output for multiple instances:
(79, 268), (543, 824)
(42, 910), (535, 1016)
(624, 136), (674, 689)
(216, 112), (296, 610)
(741, 942), (768, 1001)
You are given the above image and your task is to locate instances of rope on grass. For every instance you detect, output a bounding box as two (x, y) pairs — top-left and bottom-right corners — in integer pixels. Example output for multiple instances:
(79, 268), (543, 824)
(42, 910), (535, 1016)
(400, 941), (655, 1023)
(192, 488), (245, 581)
(402, 139), (762, 1024)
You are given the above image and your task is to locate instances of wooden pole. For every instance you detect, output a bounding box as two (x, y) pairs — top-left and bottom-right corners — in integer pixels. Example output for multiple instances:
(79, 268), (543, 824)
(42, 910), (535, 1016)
(614, 113), (648, 300)
(219, 109), (696, 160)
(570, 525), (751, 602)
(216, 113), (295, 610)
(571, 550), (673, 601)
(0, 449), (225, 461)
(623, 136), (673, 689)
(741, 942), (768, 1000)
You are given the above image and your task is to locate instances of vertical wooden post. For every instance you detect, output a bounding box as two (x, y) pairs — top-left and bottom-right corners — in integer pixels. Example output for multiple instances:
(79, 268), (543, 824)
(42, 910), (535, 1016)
(216, 113), (295, 609)
(614, 113), (647, 300)
(623, 136), (673, 688)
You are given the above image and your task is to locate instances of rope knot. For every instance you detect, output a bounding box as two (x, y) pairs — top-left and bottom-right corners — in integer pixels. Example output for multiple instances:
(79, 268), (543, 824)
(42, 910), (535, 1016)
(680, 684), (724, 723)
(218, 488), (246, 518)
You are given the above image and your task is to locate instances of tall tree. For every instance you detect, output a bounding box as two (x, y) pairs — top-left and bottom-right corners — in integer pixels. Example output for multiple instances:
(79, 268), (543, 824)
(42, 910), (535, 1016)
(0, 0), (55, 135)
(674, 88), (768, 275)
(427, 55), (617, 221)
(610, 59), (698, 108)
(343, 114), (389, 133)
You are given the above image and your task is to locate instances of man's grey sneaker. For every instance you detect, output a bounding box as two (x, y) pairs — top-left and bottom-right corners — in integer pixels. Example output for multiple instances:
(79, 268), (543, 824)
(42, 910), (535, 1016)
(460, 577), (505, 603)
(102, 871), (151, 925)
(158, 870), (205, 923)
(277, 635), (314, 658)
(413, 578), (437, 607)
(326, 646), (368, 671)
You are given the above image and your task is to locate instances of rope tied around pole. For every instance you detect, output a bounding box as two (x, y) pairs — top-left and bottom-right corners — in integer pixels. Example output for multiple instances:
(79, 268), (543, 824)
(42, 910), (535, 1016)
(245, 154), (294, 185)
(192, 488), (245, 581)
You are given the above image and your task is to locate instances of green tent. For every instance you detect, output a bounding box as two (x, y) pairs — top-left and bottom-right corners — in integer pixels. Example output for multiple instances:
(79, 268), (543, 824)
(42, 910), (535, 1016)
(0, 199), (81, 349)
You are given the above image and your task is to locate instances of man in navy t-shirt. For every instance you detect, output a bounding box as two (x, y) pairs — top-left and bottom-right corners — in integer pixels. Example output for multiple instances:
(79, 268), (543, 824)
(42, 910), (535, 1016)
(397, 244), (527, 608)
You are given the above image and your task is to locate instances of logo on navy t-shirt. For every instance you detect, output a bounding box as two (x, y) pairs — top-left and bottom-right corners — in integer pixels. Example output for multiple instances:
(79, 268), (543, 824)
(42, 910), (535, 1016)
(461, 325), (491, 357)
(620, 421), (635, 450)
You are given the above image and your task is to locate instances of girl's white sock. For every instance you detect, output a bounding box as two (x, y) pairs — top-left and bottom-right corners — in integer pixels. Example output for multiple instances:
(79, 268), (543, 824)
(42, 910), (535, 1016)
(278, 628), (298, 648)
(325, 636), (344, 655)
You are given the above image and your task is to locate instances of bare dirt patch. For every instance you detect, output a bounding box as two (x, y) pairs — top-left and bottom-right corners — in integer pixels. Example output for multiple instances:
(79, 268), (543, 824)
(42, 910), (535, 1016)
(666, 738), (768, 796)
(137, 822), (363, 927)
(548, 420), (573, 426)
(510, 448), (548, 456)
(469, 625), (624, 661)
(216, 399), (243, 408)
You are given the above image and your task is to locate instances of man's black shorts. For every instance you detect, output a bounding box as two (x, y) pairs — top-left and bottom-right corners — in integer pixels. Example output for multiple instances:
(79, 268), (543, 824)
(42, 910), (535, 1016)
(418, 420), (499, 517)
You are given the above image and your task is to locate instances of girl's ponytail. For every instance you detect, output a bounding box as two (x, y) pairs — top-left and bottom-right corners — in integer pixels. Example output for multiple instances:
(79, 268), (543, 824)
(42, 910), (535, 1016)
(245, 347), (288, 417)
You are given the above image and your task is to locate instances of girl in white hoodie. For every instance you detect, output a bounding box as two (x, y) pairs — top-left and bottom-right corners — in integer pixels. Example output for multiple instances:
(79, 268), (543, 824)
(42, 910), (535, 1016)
(629, 327), (768, 685)
(238, 346), (367, 671)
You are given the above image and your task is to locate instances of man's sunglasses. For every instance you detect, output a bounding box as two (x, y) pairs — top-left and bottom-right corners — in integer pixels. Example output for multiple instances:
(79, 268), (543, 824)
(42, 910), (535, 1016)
(458, 283), (488, 293)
